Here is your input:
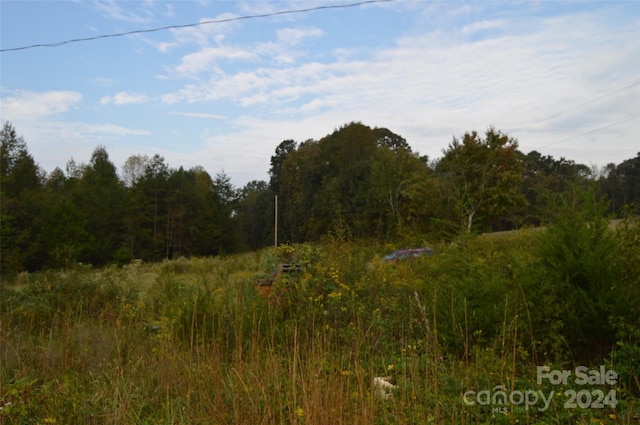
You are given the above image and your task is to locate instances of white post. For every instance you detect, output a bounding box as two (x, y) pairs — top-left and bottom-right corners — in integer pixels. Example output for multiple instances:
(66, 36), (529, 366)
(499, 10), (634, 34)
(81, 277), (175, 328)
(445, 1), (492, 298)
(274, 195), (278, 247)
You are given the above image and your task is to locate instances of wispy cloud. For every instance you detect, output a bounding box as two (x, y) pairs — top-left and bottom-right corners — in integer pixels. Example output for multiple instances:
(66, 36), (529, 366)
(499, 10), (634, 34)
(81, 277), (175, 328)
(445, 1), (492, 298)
(462, 19), (505, 34)
(89, 77), (119, 87)
(174, 46), (258, 77)
(163, 3), (174, 19)
(159, 20), (323, 75)
(3, 1), (637, 186)
(1, 90), (82, 120)
(158, 3), (638, 183)
(100, 92), (150, 106)
(276, 26), (323, 45)
(162, 13), (241, 49)
(79, 123), (150, 136)
(92, 0), (154, 23)
(168, 111), (227, 120)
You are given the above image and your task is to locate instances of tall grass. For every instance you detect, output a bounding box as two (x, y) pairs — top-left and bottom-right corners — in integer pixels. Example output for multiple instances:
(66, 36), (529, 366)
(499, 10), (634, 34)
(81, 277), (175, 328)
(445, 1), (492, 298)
(1, 223), (638, 424)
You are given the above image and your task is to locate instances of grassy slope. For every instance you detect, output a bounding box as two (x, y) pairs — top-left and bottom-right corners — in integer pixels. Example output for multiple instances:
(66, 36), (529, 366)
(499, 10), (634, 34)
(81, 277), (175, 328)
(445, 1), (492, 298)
(1, 228), (638, 424)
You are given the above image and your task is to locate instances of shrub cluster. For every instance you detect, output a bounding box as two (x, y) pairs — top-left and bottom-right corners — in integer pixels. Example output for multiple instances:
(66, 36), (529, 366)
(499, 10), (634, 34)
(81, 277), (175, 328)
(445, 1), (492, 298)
(1, 200), (638, 423)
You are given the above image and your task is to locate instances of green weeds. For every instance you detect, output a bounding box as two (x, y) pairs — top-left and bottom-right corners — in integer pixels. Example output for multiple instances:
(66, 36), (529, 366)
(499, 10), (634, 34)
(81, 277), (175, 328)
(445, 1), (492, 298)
(1, 222), (638, 424)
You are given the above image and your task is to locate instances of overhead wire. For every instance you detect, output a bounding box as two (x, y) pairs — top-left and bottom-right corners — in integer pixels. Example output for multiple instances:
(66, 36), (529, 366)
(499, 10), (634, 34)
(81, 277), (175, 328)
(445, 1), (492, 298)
(2, 0), (636, 154)
(502, 79), (640, 151)
(1, 0), (394, 53)
(508, 80), (640, 134)
(536, 115), (640, 150)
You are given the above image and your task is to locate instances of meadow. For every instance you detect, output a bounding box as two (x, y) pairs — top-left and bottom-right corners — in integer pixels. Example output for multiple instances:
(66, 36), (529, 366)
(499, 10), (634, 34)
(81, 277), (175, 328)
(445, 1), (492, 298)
(1, 216), (639, 424)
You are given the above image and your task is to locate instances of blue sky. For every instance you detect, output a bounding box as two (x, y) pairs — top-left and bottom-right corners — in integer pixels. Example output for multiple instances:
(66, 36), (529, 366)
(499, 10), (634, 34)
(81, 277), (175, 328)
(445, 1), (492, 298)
(1, 0), (639, 187)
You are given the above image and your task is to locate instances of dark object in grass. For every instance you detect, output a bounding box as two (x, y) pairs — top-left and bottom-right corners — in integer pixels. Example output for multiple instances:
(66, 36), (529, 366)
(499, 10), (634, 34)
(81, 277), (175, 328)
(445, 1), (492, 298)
(256, 263), (303, 297)
(383, 248), (432, 263)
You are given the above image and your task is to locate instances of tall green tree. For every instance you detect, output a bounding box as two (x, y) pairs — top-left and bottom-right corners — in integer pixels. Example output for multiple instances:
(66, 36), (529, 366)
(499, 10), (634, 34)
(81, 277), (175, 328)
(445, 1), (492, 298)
(518, 151), (591, 225)
(40, 167), (89, 268)
(0, 122), (45, 272)
(616, 153), (640, 207)
(269, 139), (297, 244)
(276, 122), (433, 240)
(279, 140), (321, 241)
(312, 122), (380, 237)
(598, 153), (640, 216)
(437, 128), (526, 233)
(236, 180), (273, 250)
(373, 127), (412, 152)
(211, 171), (238, 253)
(535, 182), (623, 360)
(269, 139), (297, 194)
(0, 122), (43, 198)
(368, 144), (433, 235)
(75, 146), (126, 265)
(164, 167), (190, 258)
(188, 166), (223, 256)
(126, 154), (170, 260)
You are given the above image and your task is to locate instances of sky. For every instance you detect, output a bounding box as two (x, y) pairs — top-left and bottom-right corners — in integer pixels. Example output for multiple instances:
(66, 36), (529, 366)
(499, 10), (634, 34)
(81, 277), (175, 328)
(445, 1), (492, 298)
(1, 0), (639, 187)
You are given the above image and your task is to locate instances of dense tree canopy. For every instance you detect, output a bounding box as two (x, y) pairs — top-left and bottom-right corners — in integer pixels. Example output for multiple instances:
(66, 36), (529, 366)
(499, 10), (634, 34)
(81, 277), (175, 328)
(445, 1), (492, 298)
(1, 120), (636, 274)
(436, 128), (526, 232)
(598, 152), (640, 216)
(1, 122), (45, 272)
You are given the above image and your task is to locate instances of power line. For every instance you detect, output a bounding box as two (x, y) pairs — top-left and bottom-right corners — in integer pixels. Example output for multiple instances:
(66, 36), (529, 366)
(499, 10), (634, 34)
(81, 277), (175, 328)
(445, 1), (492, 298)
(508, 80), (640, 134)
(1, 0), (393, 53)
(537, 114), (640, 150)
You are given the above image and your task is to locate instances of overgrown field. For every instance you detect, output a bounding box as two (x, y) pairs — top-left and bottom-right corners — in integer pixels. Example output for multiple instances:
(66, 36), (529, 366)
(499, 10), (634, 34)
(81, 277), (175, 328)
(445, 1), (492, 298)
(1, 216), (639, 424)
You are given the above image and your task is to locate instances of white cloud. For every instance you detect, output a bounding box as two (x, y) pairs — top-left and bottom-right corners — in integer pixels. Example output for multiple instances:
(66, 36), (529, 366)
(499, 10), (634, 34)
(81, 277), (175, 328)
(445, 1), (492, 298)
(139, 36), (179, 53)
(5, 2), (638, 187)
(276, 27), (323, 44)
(79, 123), (150, 136)
(240, 93), (270, 107)
(163, 3), (174, 19)
(174, 46), (257, 76)
(162, 68), (278, 104)
(462, 19), (506, 34)
(89, 77), (118, 87)
(164, 13), (241, 49)
(100, 92), (150, 106)
(163, 21), (322, 77)
(92, 0), (153, 23)
(168, 111), (227, 120)
(155, 4), (639, 186)
(1, 90), (82, 121)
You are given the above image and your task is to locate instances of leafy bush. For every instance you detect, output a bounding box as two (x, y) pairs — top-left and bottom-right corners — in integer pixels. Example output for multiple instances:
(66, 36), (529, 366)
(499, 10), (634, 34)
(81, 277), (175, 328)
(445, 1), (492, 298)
(1, 229), (637, 424)
(534, 183), (635, 363)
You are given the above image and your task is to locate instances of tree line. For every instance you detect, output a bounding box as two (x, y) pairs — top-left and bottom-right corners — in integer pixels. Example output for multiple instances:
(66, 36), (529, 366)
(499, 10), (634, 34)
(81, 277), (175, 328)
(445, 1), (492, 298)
(1, 121), (638, 273)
